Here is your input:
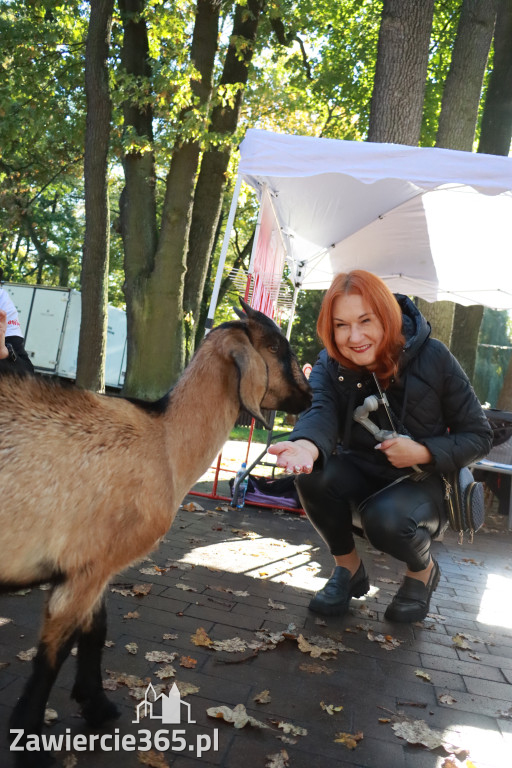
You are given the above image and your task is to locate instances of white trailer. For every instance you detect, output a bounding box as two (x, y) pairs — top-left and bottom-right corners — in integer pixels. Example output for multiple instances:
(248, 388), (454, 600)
(4, 283), (126, 389)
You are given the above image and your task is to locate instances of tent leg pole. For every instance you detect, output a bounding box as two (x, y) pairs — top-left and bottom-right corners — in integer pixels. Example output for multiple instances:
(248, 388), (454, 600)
(205, 173), (243, 333)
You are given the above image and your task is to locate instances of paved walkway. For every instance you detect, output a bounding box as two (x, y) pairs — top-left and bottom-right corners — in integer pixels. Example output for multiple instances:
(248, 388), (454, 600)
(1, 456), (511, 768)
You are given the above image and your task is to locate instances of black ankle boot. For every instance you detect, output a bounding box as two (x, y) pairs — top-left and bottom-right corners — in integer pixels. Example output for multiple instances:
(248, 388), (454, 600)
(309, 561), (370, 616)
(384, 559), (440, 623)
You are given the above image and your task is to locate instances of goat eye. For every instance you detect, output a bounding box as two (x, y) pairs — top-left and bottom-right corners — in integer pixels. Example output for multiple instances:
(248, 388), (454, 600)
(268, 344), (279, 353)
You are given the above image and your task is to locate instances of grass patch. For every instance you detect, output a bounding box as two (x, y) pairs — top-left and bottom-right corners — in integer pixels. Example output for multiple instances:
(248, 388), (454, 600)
(229, 413), (294, 444)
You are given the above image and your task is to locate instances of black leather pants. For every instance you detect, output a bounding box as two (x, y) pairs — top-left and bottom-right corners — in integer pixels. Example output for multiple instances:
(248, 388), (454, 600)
(295, 453), (446, 572)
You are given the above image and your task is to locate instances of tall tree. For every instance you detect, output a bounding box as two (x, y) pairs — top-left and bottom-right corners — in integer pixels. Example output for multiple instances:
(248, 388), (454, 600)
(436, 0), (497, 379)
(76, 0), (115, 392)
(478, 0), (512, 155)
(368, 0), (435, 145)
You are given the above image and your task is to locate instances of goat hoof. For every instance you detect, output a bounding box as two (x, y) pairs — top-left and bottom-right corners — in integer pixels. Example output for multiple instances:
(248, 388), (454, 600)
(79, 693), (120, 727)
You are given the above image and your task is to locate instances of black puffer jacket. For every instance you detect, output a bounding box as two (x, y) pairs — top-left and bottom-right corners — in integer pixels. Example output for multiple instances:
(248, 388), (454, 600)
(290, 295), (493, 481)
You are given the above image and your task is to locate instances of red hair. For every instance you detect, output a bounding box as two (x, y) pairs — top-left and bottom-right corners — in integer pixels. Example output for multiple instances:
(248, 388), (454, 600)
(316, 270), (405, 386)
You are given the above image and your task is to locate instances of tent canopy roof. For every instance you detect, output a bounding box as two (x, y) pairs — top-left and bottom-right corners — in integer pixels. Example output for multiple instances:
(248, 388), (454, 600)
(238, 129), (512, 308)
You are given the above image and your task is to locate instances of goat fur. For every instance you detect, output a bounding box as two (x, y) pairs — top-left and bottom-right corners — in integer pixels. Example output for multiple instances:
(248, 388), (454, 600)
(0, 301), (311, 759)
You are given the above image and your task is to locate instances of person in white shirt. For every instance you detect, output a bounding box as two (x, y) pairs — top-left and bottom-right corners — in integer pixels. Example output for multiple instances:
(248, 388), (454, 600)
(0, 268), (34, 374)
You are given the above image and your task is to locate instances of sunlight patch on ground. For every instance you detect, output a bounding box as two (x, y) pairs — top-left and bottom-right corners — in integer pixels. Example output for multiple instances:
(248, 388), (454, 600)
(439, 722), (512, 768)
(180, 536), (324, 591)
(477, 572), (512, 629)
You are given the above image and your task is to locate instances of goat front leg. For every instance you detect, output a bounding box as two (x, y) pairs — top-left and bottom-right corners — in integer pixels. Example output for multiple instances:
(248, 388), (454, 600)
(71, 597), (120, 726)
(9, 633), (77, 768)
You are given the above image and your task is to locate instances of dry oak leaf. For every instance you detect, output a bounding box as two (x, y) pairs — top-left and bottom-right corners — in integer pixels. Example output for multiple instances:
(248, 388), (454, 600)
(320, 701), (343, 715)
(415, 670), (432, 682)
(17, 647), (37, 661)
(137, 749), (169, 767)
(439, 693), (457, 705)
(274, 721), (307, 737)
(206, 703), (269, 730)
(145, 650), (179, 663)
(254, 689), (272, 704)
(180, 655), (197, 668)
(452, 633), (472, 650)
(133, 583), (152, 596)
(125, 642), (139, 655)
(266, 750), (289, 768)
(334, 731), (364, 749)
(176, 681), (200, 697)
(191, 627), (213, 647)
(154, 665), (176, 680)
(297, 634), (337, 659)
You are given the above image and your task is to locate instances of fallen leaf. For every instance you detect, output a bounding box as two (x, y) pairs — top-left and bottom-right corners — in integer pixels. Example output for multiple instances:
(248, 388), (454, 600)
(111, 586), (134, 596)
(320, 701), (343, 715)
(439, 693), (457, 705)
(392, 718), (465, 755)
(106, 671), (145, 688)
(162, 633), (178, 641)
(212, 637), (248, 653)
(468, 653), (481, 661)
(265, 750), (289, 768)
(125, 642), (138, 655)
(137, 749), (169, 767)
(334, 731), (363, 749)
(44, 708), (58, 725)
(104, 640), (115, 648)
(209, 585), (250, 597)
(175, 681), (199, 697)
(124, 611), (140, 620)
(180, 655), (197, 668)
(274, 720), (307, 737)
(62, 757), (78, 768)
(154, 665), (176, 680)
(297, 634), (337, 659)
(254, 689), (272, 704)
(133, 583), (152, 596)
(299, 662), (334, 675)
(268, 598), (286, 610)
(367, 630), (402, 650)
(0, 617), (12, 627)
(145, 651), (178, 663)
(129, 684), (167, 701)
(175, 583), (198, 592)
(181, 502), (205, 512)
(191, 627), (213, 647)
(452, 634), (472, 650)
(17, 647), (37, 661)
(378, 718), (391, 723)
(206, 703), (268, 729)
(9, 588), (31, 596)
(415, 670), (432, 682)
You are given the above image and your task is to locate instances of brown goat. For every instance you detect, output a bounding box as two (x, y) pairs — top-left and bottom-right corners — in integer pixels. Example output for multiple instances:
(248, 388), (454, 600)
(0, 300), (311, 767)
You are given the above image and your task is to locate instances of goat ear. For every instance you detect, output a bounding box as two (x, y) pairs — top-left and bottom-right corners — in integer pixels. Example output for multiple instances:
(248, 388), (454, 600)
(230, 341), (271, 430)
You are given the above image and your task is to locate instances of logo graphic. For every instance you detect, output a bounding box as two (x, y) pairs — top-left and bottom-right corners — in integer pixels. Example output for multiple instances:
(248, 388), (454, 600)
(133, 683), (196, 725)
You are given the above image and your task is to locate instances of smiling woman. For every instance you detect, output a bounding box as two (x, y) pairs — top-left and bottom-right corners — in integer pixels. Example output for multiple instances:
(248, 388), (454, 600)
(268, 269), (493, 625)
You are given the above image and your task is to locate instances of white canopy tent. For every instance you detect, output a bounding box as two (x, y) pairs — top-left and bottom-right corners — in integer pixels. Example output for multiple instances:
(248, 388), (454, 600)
(207, 129), (512, 330)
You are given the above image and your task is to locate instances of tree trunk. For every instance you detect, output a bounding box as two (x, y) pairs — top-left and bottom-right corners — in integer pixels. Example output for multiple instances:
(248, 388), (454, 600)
(478, 0), (512, 155)
(450, 304), (485, 380)
(415, 298), (454, 347)
(435, 0), (496, 380)
(436, 0), (496, 151)
(118, 0), (159, 398)
(183, 0), (266, 353)
(154, 0), (220, 383)
(368, 0), (435, 145)
(77, 0), (114, 393)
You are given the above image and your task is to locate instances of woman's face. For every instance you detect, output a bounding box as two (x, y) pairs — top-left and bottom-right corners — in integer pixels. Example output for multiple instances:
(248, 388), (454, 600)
(332, 293), (384, 368)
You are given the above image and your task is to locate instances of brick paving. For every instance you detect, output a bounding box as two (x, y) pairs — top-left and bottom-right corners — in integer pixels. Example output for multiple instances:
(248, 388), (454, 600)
(1, 480), (511, 768)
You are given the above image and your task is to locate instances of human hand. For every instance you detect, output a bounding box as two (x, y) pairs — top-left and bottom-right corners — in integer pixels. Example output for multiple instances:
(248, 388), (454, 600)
(267, 439), (319, 474)
(375, 437), (432, 468)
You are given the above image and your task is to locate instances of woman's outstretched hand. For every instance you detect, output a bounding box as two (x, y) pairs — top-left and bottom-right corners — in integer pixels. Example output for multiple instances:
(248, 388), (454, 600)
(268, 439), (319, 474)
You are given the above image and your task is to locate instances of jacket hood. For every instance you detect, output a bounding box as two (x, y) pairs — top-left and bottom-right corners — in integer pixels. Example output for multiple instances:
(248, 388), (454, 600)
(395, 294), (431, 367)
